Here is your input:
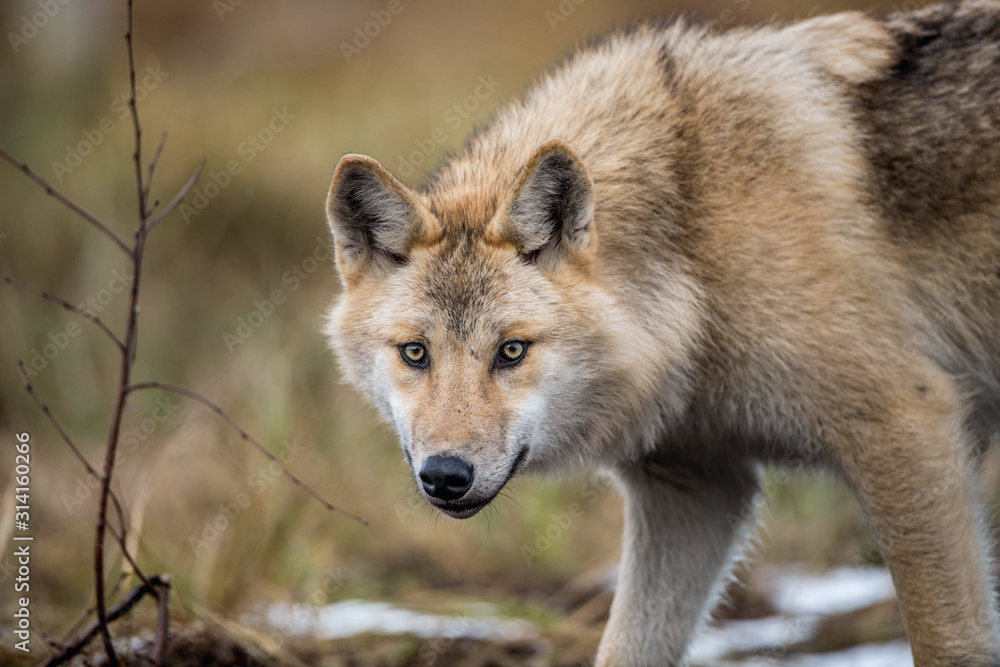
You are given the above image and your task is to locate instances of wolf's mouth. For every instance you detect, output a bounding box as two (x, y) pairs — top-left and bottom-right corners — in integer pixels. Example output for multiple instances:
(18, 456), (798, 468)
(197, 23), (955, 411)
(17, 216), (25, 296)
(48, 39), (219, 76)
(427, 445), (529, 519)
(428, 497), (492, 519)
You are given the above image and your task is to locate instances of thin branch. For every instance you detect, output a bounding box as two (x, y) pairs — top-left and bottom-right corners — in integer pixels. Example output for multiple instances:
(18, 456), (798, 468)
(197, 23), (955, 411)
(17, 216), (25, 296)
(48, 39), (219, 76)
(17, 359), (151, 652)
(40, 576), (170, 667)
(127, 381), (370, 526)
(32, 620), (66, 654)
(144, 132), (167, 207)
(5, 277), (126, 351)
(145, 157), (206, 233)
(94, 298), (133, 662)
(59, 573), (130, 648)
(90, 3), (147, 659)
(9, 1), (171, 664)
(15, 361), (141, 581)
(152, 580), (171, 666)
(111, 522), (152, 591)
(126, 0), (146, 225)
(0, 147), (132, 256)
(20, 348), (156, 655)
(62, 529), (156, 657)
(17, 361), (103, 486)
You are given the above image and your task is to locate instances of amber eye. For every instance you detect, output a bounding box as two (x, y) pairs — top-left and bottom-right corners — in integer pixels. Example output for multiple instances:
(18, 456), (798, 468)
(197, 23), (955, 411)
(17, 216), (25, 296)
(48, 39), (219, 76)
(496, 340), (528, 368)
(399, 343), (428, 368)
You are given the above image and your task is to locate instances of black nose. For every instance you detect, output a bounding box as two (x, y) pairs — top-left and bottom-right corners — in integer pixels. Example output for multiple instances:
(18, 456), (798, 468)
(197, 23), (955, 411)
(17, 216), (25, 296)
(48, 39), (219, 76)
(419, 455), (473, 501)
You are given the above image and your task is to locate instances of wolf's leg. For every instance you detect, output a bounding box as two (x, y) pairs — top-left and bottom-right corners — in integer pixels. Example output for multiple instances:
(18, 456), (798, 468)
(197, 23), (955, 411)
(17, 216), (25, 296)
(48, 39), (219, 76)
(838, 381), (999, 666)
(596, 459), (759, 666)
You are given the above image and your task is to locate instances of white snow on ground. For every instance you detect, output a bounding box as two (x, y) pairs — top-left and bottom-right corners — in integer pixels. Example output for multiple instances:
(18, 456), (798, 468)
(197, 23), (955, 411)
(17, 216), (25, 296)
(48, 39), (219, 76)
(264, 565), (909, 666)
(688, 566), (909, 666)
(687, 616), (819, 661)
(780, 641), (913, 667)
(265, 599), (538, 641)
(769, 566), (898, 616)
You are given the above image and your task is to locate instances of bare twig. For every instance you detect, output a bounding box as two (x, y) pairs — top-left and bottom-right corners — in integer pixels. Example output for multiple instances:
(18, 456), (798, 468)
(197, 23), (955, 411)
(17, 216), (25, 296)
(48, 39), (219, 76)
(59, 573), (131, 648)
(5, 0), (204, 663)
(126, 0), (146, 225)
(32, 621), (66, 653)
(99, 376), (133, 660)
(91, 2), (147, 659)
(145, 157), (206, 233)
(144, 131), (168, 206)
(40, 576), (171, 667)
(127, 381), (370, 526)
(12, 1), (357, 662)
(15, 361), (145, 588)
(152, 580), (171, 665)
(15, 361), (124, 517)
(113, 525), (153, 591)
(0, 147), (132, 256)
(4, 277), (126, 351)
(16, 361), (102, 477)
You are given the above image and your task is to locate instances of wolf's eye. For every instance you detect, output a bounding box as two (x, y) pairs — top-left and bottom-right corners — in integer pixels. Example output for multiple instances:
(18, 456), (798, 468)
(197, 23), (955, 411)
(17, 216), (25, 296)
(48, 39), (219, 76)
(399, 343), (428, 368)
(496, 340), (528, 368)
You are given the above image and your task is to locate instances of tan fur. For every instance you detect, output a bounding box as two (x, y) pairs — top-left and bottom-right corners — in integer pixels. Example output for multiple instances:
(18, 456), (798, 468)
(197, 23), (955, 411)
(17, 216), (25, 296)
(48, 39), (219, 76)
(325, 2), (1000, 664)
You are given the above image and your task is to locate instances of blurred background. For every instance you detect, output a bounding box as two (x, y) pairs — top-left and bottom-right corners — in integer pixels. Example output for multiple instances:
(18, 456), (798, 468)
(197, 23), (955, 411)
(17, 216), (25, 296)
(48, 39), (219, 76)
(0, 0), (993, 665)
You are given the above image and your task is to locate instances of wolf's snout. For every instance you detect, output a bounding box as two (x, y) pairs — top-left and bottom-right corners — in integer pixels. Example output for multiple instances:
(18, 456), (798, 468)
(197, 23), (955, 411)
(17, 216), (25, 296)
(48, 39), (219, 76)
(419, 455), (473, 500)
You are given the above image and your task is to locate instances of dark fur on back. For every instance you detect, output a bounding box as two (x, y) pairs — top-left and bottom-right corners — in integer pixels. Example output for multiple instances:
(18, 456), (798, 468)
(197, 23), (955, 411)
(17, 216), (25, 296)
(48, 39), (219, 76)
(861, 0), (1000, 237)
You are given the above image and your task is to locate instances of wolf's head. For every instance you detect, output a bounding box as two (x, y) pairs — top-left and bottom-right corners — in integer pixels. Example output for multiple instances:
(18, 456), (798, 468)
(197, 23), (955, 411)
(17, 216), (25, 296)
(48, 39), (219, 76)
(324, 139), (652, 518)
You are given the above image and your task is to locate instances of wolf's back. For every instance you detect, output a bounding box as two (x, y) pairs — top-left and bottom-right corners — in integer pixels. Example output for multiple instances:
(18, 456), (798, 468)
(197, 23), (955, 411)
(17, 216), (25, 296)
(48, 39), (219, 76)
(853, 1), (1000, 437)
(861, 0), (1000, 237)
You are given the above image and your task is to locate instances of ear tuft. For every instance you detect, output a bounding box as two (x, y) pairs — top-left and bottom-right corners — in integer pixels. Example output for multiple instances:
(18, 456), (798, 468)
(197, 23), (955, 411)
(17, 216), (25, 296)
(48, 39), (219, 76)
(491, 139), (596, 267)
(327, 155), (436, 280)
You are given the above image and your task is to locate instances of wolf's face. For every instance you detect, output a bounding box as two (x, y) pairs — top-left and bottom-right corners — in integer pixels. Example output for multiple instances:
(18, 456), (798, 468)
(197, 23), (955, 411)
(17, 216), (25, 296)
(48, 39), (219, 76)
(326, 140), (622, 518)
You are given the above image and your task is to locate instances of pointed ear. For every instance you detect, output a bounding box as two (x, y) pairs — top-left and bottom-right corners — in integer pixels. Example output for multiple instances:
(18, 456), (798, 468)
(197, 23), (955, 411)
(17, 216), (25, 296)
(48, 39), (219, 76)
(489, 139), (596, 268)
(327, 154), (438, 282)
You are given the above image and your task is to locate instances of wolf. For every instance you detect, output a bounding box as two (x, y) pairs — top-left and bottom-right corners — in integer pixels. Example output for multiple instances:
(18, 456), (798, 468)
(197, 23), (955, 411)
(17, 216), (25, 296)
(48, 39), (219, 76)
(323, 1), (1000, 664)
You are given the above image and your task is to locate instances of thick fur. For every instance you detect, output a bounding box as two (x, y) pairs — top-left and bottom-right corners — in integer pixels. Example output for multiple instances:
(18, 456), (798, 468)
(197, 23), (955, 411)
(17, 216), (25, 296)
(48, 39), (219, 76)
(325, 2), (1000, 665)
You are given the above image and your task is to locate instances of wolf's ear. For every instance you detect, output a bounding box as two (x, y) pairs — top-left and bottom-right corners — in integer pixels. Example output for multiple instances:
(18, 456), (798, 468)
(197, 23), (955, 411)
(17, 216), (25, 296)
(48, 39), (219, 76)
(327, 154), (438, 283)
(490, 139), (596, 269)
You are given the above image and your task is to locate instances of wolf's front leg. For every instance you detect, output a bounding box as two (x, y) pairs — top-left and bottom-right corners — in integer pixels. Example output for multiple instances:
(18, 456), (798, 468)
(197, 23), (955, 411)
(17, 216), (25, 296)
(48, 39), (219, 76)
(596, 459), (759, 666)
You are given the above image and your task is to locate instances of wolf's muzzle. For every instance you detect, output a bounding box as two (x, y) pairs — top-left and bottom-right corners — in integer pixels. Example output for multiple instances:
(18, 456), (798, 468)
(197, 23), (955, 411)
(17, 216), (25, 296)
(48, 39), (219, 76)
(419, 455), (473, 501)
